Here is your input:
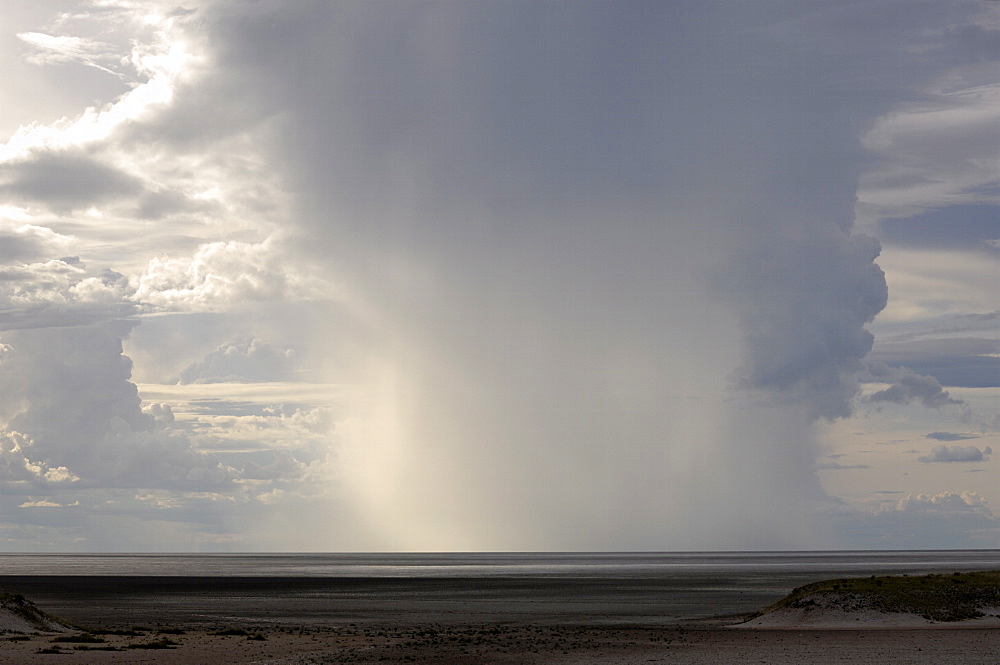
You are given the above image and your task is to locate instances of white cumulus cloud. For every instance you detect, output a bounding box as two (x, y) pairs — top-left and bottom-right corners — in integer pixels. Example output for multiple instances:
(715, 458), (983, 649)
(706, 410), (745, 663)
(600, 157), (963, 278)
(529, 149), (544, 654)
(177, 336), (297, 384)
(134, 239), (322, 312)
(890, 491), (992, 515)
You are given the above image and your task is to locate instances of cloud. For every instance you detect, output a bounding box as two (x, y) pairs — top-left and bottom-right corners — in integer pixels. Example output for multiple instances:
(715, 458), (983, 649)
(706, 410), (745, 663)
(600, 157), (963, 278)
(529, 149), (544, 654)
(878, 205), (1000, 250)
(858, 81), (1000, 227)
(0, 3), (237, 235)
(17, 31), (122, 77)
(0, 223), (73, 264)
(869, 337), (1000, 388)
(816, 461), (870, 470)
(726, 231), (888, 420)
(927, 431), (979, 441)
(0, 431), (79, 485)
(187, 406), (336, 449)
(0, 258), (83, 303)
(873, 247), (1000, 326)
(0, 149), (143, 212)
(18, 499), (80, 508)
(0, 320), (233, 490)
(134, 239), (322, 313)
(0, 254), (137, 332)
(892, 491), (992, 515)
(239, 449), (306, 481)
(918, 444), (991, 463)
(864, 361), (964, 408)
(0, 3), (452, 548)
(178, 0), (998, 550)
(142, 402), (175, 426)
(0, 2), (323, 349)
(833, 491), (1000, 549)
(177, 336), (297, 384)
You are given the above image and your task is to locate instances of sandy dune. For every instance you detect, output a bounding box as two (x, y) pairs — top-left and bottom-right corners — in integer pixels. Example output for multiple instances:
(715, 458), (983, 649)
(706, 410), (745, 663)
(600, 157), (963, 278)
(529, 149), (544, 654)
(0, 593), (73, 634)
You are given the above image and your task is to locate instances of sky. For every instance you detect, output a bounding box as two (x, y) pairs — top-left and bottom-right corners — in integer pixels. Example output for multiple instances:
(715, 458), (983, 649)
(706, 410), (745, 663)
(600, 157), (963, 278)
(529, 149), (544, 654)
(0, 0), (997, 552)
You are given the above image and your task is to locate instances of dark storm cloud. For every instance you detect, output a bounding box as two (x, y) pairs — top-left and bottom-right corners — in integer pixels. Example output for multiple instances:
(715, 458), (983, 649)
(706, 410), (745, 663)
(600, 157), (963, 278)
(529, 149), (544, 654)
(865, 361), (964, 408)
(210, 0), (897, 423)
(726, 230), (888, 420)
(0, 149), (142, 211)
(178, 0), (1000, 549)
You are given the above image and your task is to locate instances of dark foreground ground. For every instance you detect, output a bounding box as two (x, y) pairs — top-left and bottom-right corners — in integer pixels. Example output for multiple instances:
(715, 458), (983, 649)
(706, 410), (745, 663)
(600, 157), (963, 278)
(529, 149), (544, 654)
(2, 576), (1000, 664)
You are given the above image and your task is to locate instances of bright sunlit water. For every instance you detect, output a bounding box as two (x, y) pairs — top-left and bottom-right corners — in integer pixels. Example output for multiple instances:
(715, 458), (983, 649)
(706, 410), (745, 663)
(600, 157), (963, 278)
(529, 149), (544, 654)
(4, 550), (1000, 578)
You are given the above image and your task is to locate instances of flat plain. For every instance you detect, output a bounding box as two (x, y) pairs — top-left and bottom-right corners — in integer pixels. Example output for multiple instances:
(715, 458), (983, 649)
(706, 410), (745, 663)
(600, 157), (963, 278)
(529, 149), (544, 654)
(2, 575), (1000, 664)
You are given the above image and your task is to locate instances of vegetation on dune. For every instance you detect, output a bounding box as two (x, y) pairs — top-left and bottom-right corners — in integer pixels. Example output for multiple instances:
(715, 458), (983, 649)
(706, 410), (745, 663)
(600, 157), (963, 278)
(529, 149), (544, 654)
(127, 637), (181, 649)
(158, 627), (186, 635)
(213, 627), (250, 636)
(90, 627), (147, 636)
(51, 633), (105, 643)
(754, 571), (1000, 622)
(0, 592), (72, 631)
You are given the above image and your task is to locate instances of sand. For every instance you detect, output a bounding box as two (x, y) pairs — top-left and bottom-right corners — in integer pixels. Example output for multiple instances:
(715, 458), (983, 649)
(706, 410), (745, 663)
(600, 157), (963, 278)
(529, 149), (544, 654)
(5, 620), (1000, 664)
(0, 593), (73, 634)
(738, 605), (1000, 629)
(2, 576), (1000, 663)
